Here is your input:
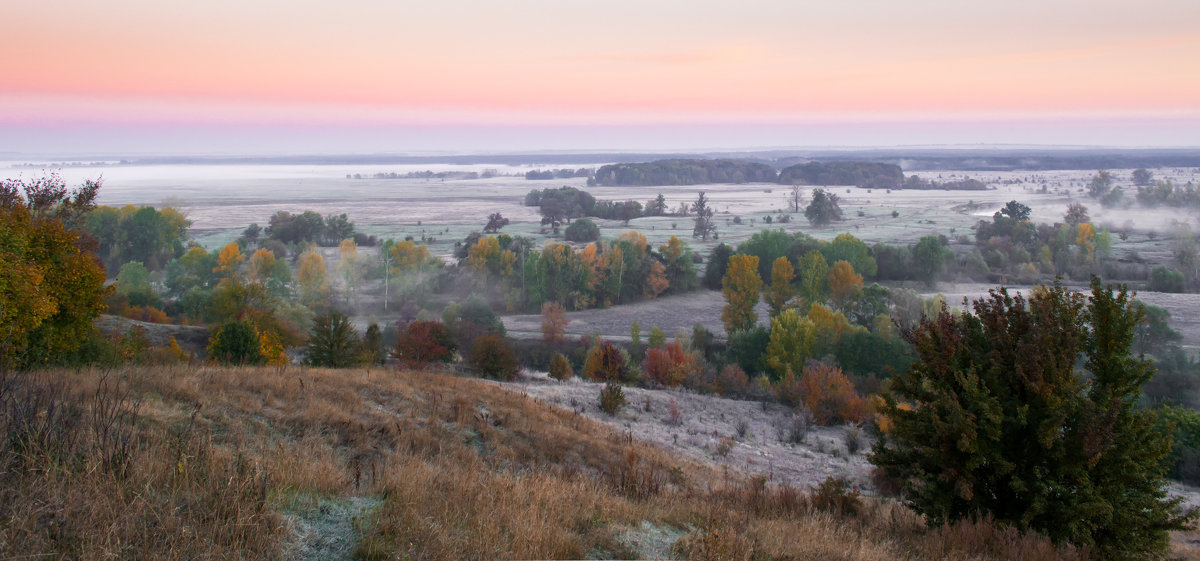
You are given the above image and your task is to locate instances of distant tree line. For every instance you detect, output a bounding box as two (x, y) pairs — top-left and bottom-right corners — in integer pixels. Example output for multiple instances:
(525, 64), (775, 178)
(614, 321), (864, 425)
(778, 162), (904, 189)
(524, 168), (593, 180)
(900, 175), (988, 190)
(591, 159), (778, 186)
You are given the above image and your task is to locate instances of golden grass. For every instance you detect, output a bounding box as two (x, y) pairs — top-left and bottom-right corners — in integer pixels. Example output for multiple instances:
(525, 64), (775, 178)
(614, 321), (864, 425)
(0, 364), (1100, 560)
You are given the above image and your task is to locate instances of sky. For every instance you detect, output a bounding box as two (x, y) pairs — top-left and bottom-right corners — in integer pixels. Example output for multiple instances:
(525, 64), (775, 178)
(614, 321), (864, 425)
(2, 0), (1199, 155)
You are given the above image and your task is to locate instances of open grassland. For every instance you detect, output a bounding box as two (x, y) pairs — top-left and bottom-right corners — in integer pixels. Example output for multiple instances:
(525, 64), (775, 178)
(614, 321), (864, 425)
(0, 364), (1120, 560)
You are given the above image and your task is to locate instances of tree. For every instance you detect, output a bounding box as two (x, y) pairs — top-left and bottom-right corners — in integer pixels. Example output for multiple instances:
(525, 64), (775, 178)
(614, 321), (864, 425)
(764, 308), (814, 380)
(764, 256), (796, 318)
(789, 184), (803, 213)
(582, 340), (628, 382)
(703, 243), (733, 290)
(911, 236), (947, 285)
(337, 238), (365, 305)
(822, 233), (876, 279)
(691, 192), (716, 240)
(564, 218), (600, 242)
(207, 320), (266, 365)
(0, 174), (108, 369)
(804, 188), (842, 226)
(540, 301), (568, 343)
(468, 334), (519, 380)
(548, 353), (573, 381)
(827, 261), (863, 312)
(1064, 203), (1090, 227)
(797, 250), (830, 305)
(393, 321), (456, 367)
(483, 212), (510, 233)
(644, 193), (667, 216)
(721, 254), (762, 333)
(296, 248), (330, 309)
(306, 311), (361, 368)
(870, 280), (1196, 559)
(1133, 168), (1154, 187)
(999, 200), (1032, 222)
(797, 360), (870, 425)
(642, 340), (698, 388)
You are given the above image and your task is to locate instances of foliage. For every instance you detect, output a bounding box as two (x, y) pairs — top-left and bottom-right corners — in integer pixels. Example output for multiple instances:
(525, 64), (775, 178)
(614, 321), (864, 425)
(563, 218), (600, 242)
(911, 235), (948, 285)
(296, 248), (330, 310)
(703, 243), (733, 289)
(540, 301), (568, 343)
(85, 203), (190, 272)
(483, 212), (509, 233)
(1133, 301), (1182, 356)
(582, 340), (629, 382)
(764, 256), (796, 318)
(393, 321), (456, 367)
(797, 250), (830, 305)
(1153, 405), (1200, 485)
(827, 260), (863, 312)
(207, 320), (266, 365)
(468, 334), (520, 381)
(305, 311), (361, 368)
(765, 309), (814, 381)
(265, 210), (357, 246)
(871, 280), (1196, 559)
(721, 254), (762, 333)
(714, 364), (750, 397)
(724, 325), (771, 377)
(1148, 266), (1186, 293)
(361, 321), (383, 365)
(778, 162), (903, 188)
(548, 352), (573, 381)
(598, 382), (626, 415)
(797, 361), (871, 425)
(0, 175), (109, 369)
(822, 233), (877, 279)
(641, 340), (699, 388)
(592, 159), (777, 186)
(804, 189), (843, 226)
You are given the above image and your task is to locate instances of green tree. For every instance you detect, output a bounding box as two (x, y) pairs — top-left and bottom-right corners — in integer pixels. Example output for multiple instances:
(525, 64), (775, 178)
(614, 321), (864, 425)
(871, 280), (1196, 559)
(764, 308), (814, 380)
(822, 233), (876, 279)
(797, 250), (829, 305)
(721, 254), (762, 333)
(564, 218), (600, 242)
(911, 235), (947, 285)
(804, 188), (842, 226)
(305, 311), (361, 368)
(207, 320), (266, 365)
(468, 334), (520, 380)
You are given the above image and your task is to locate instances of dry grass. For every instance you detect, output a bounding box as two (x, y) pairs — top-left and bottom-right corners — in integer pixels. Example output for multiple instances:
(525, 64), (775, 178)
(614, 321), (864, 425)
(0, 364), (1099, 560)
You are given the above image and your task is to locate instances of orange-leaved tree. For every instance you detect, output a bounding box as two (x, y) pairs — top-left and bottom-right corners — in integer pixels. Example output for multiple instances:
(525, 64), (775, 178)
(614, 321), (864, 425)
(540, 301), (568, 343)
(641, 340), (699, 387)
(764, 256), (796, 318)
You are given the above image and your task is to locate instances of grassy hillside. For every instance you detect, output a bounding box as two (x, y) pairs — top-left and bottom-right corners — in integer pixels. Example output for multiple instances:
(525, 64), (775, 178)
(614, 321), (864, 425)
(1, 365), (1093, 560)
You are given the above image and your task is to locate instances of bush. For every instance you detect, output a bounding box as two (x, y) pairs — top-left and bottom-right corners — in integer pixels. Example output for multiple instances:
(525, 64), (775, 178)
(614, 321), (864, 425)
(548, 353), (573, 381)
(810, 476), (861, 517)
(776, 409), (812, 445)
(467, 334), (520, 380)
(207, 320), (265, 365)
(582, 340), (629, 382)
(1148, 266), (1187, 293)
(799, 361), (871, 425)
(713, 364), (749, 397)
(599, 382), (625, 415)
(641, 340), (698, 388)
(393, 321), (456, 367)
(306, 311), (361, 368)
(772, 369), (804, 408)
(564, 218), (600, 242)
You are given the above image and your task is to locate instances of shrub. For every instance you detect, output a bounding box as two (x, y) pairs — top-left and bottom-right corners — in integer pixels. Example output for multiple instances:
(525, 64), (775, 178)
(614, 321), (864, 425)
(582, 340), (629, 382)
(306, 311), (361, 368)
(799, 361), (871, 425)
(563, 218), (600, 242)
(776, 409), (812, 445)
(599, 382), (625, 415)
(393, 321), (456, 367)
(713, 364), (749, 397)
(641, 340), (698, 388)
(540, 301), (568, 342)
(467, 334), (520, 381)
(548, 353), (573, 381)
(1148, 266), (1187, 293)
(207, 320), (266, 365)
(811, 476), (861, 517)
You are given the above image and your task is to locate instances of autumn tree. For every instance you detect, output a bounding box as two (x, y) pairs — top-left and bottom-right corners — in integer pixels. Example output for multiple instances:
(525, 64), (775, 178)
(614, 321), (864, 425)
(337, 238), (365, 305)
(764, 256), (796, 318)
(468, 334), (519, 380)
(871, 280), (1196, 559)
(641, 340), (699, 387)
(0, 174), (108, 369)
(764, 308), (813, 380)
(296, 248), (330, 310)
(797, 250), (829, 305)
(393, 321), (456, 367)
(721, 254), (762, 333)
(540, 301), (568, 343)
(827, 260), (863, 312)
(582, 340), (629, 382)
(799, 360), (871, 425)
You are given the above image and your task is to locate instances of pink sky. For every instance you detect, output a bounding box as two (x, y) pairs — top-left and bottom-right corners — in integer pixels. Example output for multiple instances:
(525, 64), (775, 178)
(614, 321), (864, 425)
(2, 0), (1198, 153)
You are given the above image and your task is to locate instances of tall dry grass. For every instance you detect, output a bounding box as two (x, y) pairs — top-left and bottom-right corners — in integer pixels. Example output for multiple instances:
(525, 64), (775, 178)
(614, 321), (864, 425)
(0, 364), (1102, 560)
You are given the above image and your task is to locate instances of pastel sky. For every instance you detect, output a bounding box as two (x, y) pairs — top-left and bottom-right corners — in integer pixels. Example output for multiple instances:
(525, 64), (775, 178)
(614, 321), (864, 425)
(2, 0), (1198, 154)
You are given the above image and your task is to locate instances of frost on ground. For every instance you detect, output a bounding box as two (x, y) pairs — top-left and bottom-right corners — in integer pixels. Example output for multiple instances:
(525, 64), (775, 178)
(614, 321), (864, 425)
(509, 372), (875, 493)
(282, 494), (380, 561)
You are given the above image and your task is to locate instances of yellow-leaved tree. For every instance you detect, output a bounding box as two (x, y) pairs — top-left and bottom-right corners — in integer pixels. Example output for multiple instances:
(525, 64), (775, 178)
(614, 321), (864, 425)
(764, 256), (796, 318)
(828, 260), (863, 312)
(721, 254), (762, 334)
(296, 248), (329, 310)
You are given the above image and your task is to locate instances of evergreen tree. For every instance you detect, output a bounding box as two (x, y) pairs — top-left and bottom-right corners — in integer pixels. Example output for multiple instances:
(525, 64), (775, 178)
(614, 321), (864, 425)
(871, 279), (1196, 559)
(306, 311), (361, 368)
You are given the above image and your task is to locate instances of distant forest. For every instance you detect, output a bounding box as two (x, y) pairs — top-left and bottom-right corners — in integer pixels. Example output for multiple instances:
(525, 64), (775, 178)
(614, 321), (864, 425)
(777, 162), (903, 188)
(591, 159), (778, 186)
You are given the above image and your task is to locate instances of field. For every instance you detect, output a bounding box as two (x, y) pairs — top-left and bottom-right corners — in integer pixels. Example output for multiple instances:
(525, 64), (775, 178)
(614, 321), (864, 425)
(1, 363), (1125, 560)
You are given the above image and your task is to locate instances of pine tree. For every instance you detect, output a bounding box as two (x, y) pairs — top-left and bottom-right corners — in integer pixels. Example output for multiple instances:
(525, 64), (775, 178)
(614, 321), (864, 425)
(870, 279), (1195, 559)
(306, 311), (360, 368)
